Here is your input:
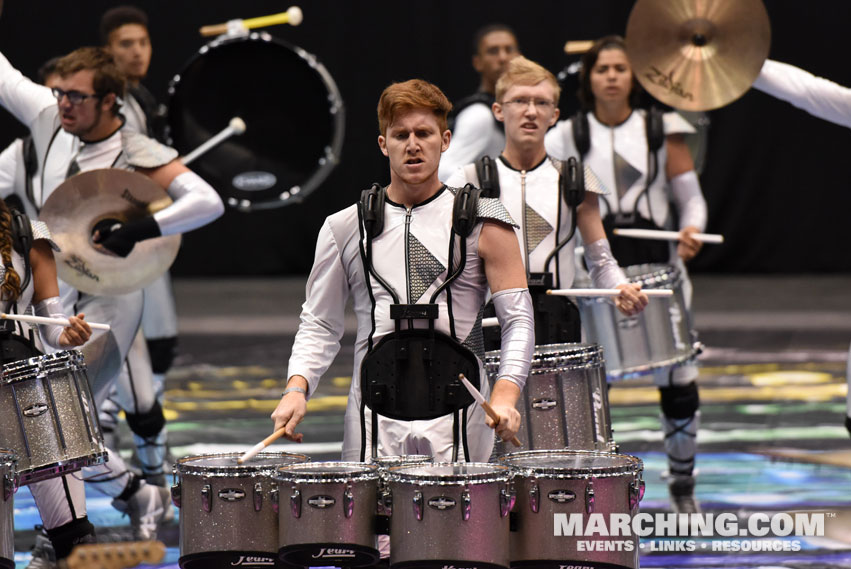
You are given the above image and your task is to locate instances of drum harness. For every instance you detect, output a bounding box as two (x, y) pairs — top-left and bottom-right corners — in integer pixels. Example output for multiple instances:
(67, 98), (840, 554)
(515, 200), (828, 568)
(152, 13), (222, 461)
(475, 154), (585, 344)
(356, 184), (485, 463)
(573, 107), (670, 266)
(0, 209), (42, 364)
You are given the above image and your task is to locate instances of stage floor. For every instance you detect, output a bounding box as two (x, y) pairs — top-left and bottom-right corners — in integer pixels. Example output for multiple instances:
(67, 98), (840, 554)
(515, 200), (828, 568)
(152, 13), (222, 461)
(11, 274), (851, 568)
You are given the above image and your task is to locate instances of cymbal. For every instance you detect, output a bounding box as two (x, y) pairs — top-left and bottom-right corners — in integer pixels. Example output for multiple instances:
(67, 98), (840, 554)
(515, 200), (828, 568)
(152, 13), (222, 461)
(39, 169), (181, 296)
(625, 0), (770, 111)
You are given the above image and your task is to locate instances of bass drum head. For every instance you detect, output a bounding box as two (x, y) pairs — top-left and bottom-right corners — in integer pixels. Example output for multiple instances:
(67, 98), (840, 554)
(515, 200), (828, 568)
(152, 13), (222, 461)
(168, 32), (344, 211)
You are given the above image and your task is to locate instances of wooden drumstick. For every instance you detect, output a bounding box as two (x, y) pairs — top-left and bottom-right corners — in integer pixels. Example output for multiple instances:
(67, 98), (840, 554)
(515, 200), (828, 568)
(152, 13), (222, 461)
(546, 288), (673, 298)
(237, 427), (288, 464)
(200, 6), (303, 36)
(458, 374), (522, 447)
(613, 227), (724, 244)
(0, 313), (110, 331)
(181, 117), (247, 166)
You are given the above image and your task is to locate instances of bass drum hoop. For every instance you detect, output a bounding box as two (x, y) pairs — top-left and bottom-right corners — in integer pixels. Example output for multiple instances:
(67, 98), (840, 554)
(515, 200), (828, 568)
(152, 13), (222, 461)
(167, 31), (345, 212)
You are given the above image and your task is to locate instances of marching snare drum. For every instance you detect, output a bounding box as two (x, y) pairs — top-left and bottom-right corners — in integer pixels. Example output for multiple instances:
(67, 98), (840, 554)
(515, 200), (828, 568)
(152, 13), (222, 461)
(577, 264), (699, 380)
(385, 463), (513, 569)
(276, 462), (380, 567)
(0, 451), (15, 569)
(499, 450), (644, 569)
(172, 451), (309, 569)
(485, 343), (615, 454)
(169, 32), (344, 211)
(0, 351), (105, 485)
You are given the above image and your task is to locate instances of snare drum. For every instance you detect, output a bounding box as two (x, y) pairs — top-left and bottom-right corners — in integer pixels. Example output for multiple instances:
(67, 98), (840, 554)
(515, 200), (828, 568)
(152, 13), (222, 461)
(499, 450), (644, 569)
(172, 451), (309, 569)
(485, 343), (615, 453)
(385, 463), (513, 569)
(276, 462), (379, 567)
(577, 264), (698, 380)
(0, 451), (15, 569)
(169, 32), (344, 211)
(0, 351), (105, 485)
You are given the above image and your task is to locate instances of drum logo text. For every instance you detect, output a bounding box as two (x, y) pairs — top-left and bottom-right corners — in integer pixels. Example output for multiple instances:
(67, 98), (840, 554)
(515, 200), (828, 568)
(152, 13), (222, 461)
(311, 548), (356, 559)
(428, 496), (456, 510)
(230, 555), (275, 566)
(308, 495), (336, 508)
(233, 172), (277, 192)
(23, 403), (49, 417)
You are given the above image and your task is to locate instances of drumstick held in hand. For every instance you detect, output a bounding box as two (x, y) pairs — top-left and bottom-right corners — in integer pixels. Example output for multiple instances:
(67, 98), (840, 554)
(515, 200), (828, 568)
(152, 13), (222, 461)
(546, 288), (673, 298)
(613, 227), (724, 244)
(458, 374), (522, 447)
(237, 427), (287, 464)
(0, 313), (110, 331)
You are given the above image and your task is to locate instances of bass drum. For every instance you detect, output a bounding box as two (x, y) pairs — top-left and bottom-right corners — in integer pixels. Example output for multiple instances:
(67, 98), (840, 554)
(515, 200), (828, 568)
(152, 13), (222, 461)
(168, 32), (344, 211)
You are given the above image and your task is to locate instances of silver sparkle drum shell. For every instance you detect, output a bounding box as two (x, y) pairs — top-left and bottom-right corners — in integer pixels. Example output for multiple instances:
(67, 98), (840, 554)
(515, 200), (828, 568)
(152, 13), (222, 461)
(0, 451), (15, 569)
(485, 343), (615, 454)
(0, 351), (105, 485)
(576, 264), (698, 380)
(276, 462), (379, 567)
(385, 463), (513, 569)
(499, 450), (644, 569)
(173, 452), (309, 569)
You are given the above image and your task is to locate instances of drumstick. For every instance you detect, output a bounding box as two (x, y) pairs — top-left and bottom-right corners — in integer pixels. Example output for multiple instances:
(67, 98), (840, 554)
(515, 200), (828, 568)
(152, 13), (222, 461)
(564, 40), (595, 54)
(237, 427), (287, 464)
(458, 374), (522, 447)
(200, 6), (303, 36)
(547, 288), (673, 298)
(613, 227), (724, 244)
(181, 117), (247, 166)
(0, 313), (110, 331)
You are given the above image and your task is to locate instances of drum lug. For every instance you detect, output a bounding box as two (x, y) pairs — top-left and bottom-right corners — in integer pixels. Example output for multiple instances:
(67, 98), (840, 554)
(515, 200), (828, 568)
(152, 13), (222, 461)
(170, 481), (181, 509)
(461, 486), (471, 521)
(344, 481), (355, 519)
(499, 482), (514, 518)
(412, 488), (424, 521)
(201, 483), (212, 513)
(529, 478), (540, 514)
(630, 478), (645, 511)
(290, 487), (302, 518)
(270, 485), (279, 514)
(253, 482), (263, 512)
(3, 471), (15, 501)
(585, 480), (595, 515)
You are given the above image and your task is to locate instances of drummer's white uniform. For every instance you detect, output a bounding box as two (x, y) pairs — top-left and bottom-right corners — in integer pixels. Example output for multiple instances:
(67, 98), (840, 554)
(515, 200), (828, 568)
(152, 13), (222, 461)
(289, 187), (516, 462)
(438, 99), (504, 181)
(753, 59), (851, 429)
(545, 110), (707, 386)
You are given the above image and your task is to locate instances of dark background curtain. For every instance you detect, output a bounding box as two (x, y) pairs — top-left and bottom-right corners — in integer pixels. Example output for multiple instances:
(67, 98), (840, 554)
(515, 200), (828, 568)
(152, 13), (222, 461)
(0, 0), (848, 275)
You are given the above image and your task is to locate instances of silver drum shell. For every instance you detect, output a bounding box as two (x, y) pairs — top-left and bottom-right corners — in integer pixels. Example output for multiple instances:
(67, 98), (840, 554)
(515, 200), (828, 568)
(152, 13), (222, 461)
(0, 451), (15, 567)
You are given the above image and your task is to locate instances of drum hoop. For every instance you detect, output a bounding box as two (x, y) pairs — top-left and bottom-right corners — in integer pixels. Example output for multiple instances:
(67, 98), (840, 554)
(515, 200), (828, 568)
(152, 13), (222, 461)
(498, 450), (643, 479)
(371, 455), (432, 468)
(168, 31), (346, 211)
(606, 349), (699, 379)
(623, 263), (682, 288)
(1, 350), (86, 383)
(0, 449), (16, 468)
(18, 451), (108, 478)
(275, 461), (379, 484)
(386, 462), (512, 485)
(174, 452), (310, 477)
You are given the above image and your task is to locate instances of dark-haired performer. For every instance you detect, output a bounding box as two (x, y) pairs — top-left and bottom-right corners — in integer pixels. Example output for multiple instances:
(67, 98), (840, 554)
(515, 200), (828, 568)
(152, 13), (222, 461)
(439, 24), (520, 180)
(751, 58), (851, 439)
(0, 45), (223, 556)
(272, 79), (534, 463)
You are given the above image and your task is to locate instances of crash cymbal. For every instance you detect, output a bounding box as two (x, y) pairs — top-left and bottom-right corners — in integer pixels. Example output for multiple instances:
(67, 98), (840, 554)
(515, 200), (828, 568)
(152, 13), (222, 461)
(39, 169), (181, 296)
(625, 0), (770, 111)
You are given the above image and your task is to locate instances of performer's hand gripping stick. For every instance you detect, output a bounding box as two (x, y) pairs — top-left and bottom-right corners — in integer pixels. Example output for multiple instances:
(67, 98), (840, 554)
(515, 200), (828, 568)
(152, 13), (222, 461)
(459, 373), (522, 447)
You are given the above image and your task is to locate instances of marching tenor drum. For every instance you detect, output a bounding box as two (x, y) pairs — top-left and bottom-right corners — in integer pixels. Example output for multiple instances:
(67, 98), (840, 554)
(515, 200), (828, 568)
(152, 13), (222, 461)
(276, 462), (380, 567)
(172, 451), (309, 569)
(577, 264), (699, 380)
(385, 463), (513, 569)
(168, 32), (344, 211)
(499, 450), (644, 569)
(0, 351), (105, 485)
(0, 451), (15, 569)
(485, 343), (615, 453)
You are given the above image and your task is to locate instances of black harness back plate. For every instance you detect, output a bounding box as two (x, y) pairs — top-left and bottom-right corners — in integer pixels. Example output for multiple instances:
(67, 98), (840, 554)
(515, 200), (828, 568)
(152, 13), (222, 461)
(360, 328), (480, 421)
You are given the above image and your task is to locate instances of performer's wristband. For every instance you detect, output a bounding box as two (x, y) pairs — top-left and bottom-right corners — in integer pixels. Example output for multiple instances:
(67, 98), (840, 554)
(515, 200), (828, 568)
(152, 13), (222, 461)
(282, 386), (307, 398)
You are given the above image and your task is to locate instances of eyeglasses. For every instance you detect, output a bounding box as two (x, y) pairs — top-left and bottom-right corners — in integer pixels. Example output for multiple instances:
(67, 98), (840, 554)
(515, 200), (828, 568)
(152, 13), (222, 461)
(51, 87), (102, 105)
(502, 98), (555, 110)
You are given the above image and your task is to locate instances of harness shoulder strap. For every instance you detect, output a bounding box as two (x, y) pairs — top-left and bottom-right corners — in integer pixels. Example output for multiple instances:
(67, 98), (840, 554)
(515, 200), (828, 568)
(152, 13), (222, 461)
(452, 183), (481, 238)
(474, 155), (500, 198)
(646, 106), (665, 153)
(571, 111), (591, 157)
(359, 183), (385, 239)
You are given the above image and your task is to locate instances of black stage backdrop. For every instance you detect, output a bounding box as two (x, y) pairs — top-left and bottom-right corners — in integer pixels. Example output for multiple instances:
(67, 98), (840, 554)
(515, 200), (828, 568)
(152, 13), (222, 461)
(0, 1), (849, 275)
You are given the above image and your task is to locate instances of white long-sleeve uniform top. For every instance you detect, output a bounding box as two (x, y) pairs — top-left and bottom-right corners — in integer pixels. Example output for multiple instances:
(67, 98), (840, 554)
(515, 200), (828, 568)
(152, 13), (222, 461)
(287, 186), (518, 461)
(439, 101), (505, 181)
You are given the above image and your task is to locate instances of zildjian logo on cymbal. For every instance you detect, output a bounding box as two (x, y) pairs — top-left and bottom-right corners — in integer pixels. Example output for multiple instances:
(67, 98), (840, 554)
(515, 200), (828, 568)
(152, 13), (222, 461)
(644, 66), (694, 102)
(65, 254), (99, 281)
(121, 188), (149, 208)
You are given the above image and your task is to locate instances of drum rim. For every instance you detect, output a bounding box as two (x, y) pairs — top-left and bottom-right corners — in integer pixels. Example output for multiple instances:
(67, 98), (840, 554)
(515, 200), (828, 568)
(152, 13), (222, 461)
(370, 455), (432, 468)
(17, 451), (108, 484)
(1, 350), (85, 382)
(497, 450), (643, 479)
(174, 452), (310, 476)
(167, 31), (346, 212)
(606, 349), (699, 379)
(385, 461), (512, 485)
(485, 343), (605, 375)
(275, 461), (379, 483)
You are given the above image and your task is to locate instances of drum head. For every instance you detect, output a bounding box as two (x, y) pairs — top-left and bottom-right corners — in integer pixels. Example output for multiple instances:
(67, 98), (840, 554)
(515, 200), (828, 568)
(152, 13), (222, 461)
(500, 450), (642, 478)
(388, 462), (511, 484)
(168, 32), (344, 211)
(276, 462), (378, 483)
(175, 452), (308, 475)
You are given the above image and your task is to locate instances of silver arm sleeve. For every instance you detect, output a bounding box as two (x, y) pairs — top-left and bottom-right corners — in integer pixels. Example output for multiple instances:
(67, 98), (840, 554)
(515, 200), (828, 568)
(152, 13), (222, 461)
(492, 287), (534, 391)
(583, 238), (627, 290)
(34, 296), (66, 349)
(155, 171), (225, 235)
(670, 170), (707, 232)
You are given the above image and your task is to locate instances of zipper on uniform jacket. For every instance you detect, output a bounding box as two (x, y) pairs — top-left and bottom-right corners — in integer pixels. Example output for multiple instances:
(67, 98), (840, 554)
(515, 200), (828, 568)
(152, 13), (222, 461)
(404, 206), (413, 303)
